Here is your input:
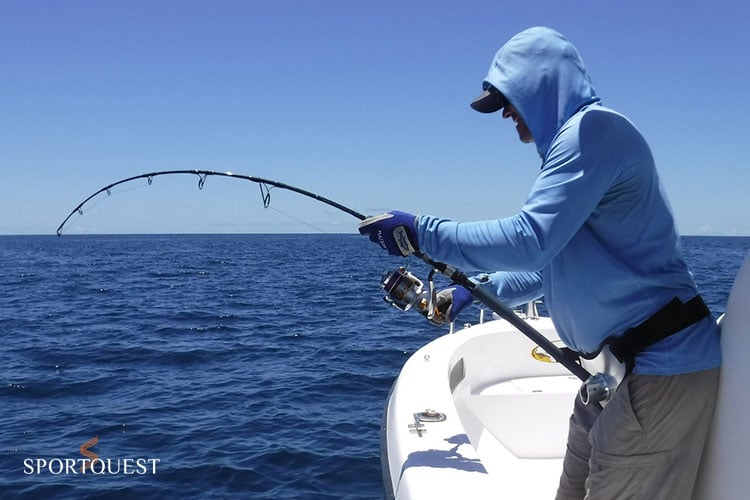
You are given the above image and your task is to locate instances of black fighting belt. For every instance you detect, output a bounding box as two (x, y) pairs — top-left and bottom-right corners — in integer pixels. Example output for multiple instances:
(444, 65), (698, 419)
(577, 295), (711, 374)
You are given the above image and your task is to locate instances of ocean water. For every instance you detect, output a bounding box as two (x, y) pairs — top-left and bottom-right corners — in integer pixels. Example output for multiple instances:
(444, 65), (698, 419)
(1, 234), (748, 499)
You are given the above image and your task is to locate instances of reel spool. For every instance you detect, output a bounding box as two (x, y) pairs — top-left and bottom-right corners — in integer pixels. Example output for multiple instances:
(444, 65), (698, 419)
(381, 267), (446, 325)
(381, 266), (427, 312)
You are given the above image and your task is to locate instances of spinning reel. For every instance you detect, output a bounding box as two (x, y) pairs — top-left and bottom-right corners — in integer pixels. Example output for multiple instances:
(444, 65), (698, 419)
(380, 266), (447, 326)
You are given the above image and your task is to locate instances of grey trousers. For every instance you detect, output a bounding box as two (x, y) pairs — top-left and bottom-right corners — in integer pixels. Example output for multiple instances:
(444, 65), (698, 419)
(556, 368), (720, 500)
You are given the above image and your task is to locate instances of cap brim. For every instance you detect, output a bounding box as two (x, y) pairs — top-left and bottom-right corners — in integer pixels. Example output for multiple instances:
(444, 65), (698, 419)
(470, 89), (508, 113)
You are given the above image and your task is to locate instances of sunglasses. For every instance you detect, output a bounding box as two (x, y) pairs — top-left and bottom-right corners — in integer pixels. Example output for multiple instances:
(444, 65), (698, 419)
(483, 81), (509, 109)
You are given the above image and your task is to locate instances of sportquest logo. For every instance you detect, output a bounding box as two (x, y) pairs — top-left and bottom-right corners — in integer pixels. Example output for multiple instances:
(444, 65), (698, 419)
(80, 436), (99, 472)
(23, 437), (160, 476)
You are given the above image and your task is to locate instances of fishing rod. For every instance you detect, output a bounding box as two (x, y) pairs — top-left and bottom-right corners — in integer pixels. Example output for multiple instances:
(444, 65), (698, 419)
(55, 169), (367, 236)
(57, 170), (593, 385)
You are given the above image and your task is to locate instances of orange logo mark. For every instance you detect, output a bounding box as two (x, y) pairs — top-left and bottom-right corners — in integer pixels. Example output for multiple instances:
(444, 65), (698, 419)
(79, 436), (99, 472)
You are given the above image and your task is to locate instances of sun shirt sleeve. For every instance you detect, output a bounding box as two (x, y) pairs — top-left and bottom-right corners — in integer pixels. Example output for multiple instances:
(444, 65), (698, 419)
(417, 111), (621, 272)
(471, 270), (543, 307)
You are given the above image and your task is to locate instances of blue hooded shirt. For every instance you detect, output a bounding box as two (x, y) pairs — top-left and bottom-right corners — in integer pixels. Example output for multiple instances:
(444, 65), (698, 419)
(416, 27), (721, 375)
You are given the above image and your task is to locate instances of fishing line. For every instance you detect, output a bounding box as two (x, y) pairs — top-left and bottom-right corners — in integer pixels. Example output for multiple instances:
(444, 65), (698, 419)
(59, 183), (153, 233)
(198, 185), (330, 233)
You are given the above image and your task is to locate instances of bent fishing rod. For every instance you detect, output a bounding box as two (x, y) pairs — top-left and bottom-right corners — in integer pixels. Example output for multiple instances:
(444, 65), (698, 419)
(55, 169), (367, 236)
(56, 169), (591, 382)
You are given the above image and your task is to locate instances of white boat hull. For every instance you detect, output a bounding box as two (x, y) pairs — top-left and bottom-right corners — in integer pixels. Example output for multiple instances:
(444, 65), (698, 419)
(383, 252), (750, 500)
(693, 251), (750, 498)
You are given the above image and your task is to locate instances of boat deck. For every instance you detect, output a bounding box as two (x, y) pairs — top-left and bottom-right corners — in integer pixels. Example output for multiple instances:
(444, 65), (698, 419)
(383, 316), (579, 499)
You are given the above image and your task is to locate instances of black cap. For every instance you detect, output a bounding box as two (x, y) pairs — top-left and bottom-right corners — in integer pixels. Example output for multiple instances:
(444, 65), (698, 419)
(470, 82), (508, 113)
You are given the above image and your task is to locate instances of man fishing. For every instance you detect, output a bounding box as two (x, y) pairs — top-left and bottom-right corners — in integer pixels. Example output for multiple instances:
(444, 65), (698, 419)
(359, 26), (721, 500)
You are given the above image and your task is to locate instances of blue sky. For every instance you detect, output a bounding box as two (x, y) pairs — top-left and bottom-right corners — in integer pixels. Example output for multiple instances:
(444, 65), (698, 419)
(2, 0), (748, 235)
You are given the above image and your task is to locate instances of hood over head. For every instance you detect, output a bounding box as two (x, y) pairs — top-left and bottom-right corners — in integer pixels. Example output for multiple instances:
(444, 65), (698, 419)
(475, 27), (600, 158)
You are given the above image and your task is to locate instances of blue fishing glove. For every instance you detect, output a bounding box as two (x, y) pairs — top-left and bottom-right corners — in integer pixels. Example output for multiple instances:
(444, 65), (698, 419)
(358, 211), (419, 257)
(435, 285), (473, 322)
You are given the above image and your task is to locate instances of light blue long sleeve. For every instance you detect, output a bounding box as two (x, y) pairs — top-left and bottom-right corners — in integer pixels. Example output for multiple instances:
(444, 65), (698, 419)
(415, 28), (720, 375)
(473, 271), (543, 308)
